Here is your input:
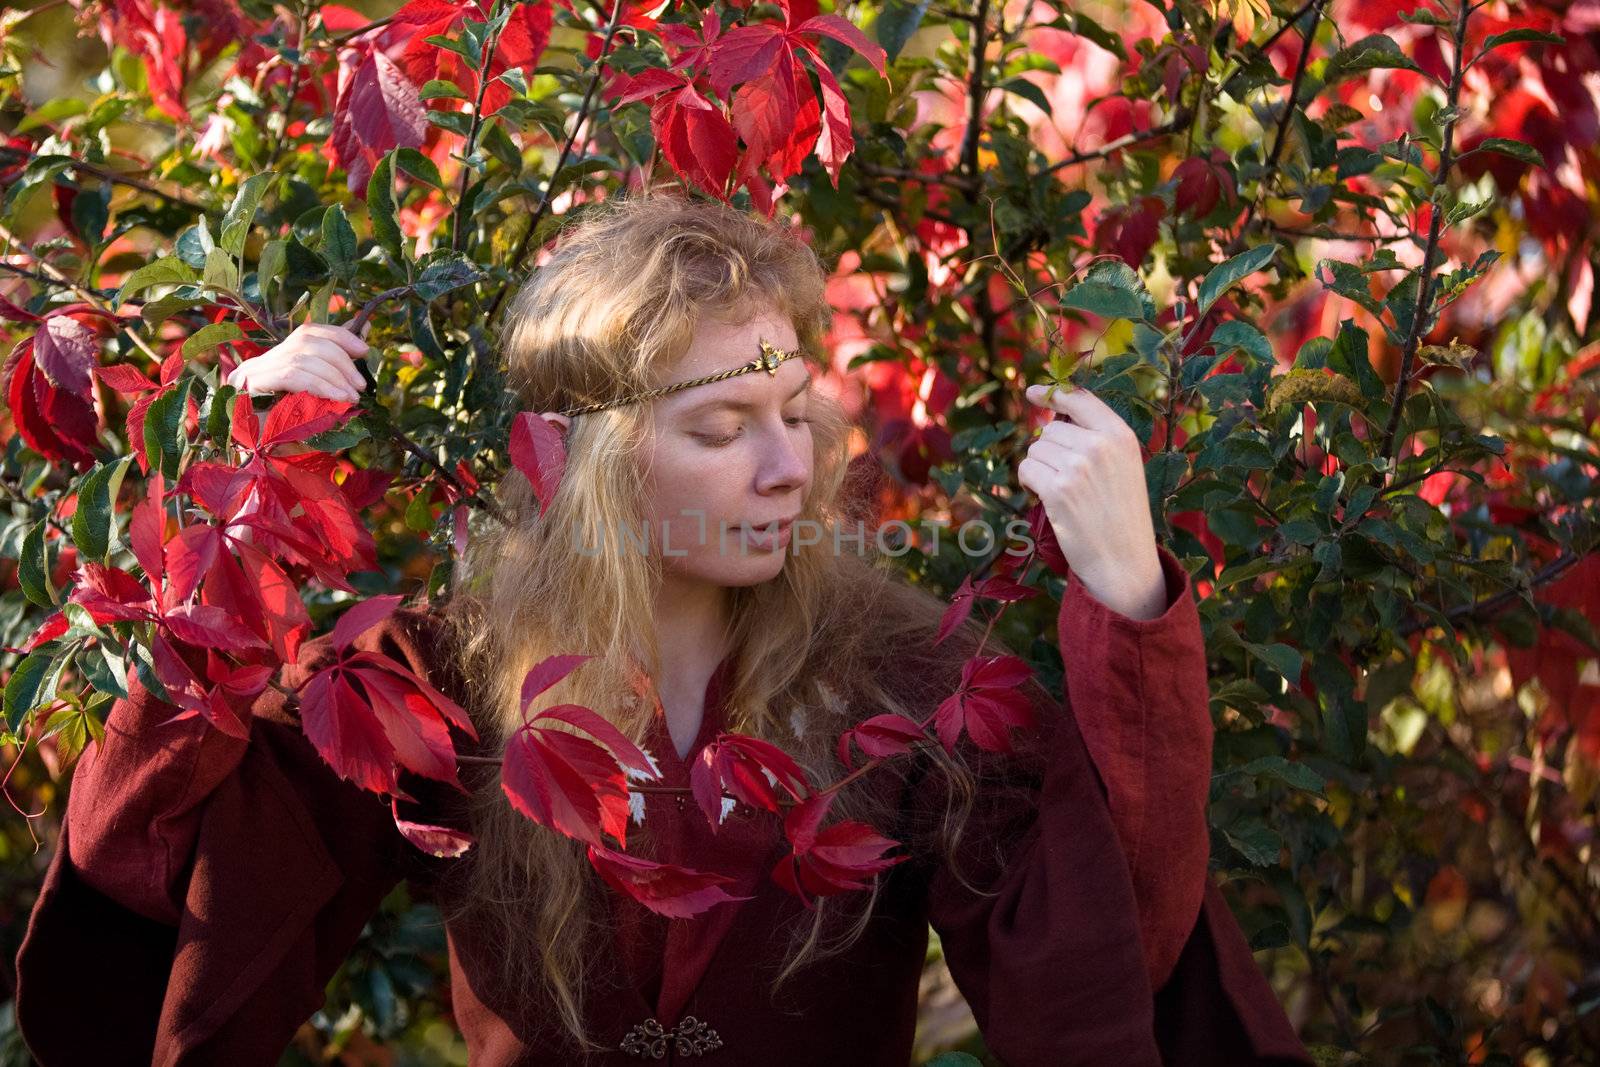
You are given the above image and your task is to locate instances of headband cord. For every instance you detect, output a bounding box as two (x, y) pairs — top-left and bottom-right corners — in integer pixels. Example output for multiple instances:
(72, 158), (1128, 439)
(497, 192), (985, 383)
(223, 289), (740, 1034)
(557, 339), (807, 418)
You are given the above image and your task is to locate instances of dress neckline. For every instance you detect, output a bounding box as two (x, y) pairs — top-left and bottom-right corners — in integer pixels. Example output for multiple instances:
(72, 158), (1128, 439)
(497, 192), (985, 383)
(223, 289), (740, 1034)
(645, 651), (738, 773)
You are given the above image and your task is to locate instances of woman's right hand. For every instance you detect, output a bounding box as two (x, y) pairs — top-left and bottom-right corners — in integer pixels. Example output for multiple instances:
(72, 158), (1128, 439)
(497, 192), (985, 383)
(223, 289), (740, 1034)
(225, 322), (369, 403)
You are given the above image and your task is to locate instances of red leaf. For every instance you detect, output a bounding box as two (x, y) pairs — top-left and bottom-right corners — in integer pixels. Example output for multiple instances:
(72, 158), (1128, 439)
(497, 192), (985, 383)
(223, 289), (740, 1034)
(330, 44), (430, 194)
(836, 713), (925, 769)
(707, 24), (787, 94)
(391, 798), (476, 857)
(771, 793), (904, 906)
(95, 362), (158, 395)
(655, 85), (739, 198)
(509, 411), (567, 510)
(33, 314), (98, 396)
(501, 725), (615, 846)
(534, 703), (659, 779)
(331, 594), (405, 652)
(130, 473), (165, 586)
(260, 392), (352, 448)
(612, 65), (688, 106)
(795, 14), (886, 78)
(69, 562), (155, 623)
(689, 733), (810, 829)
(344, 649), (476, 737)
(586, 843), (749, 919)
(519, 654), (593, 711)
(352, 664), (461, 788)
(163, 603), (271, 651)
(806, 55), (857, 185)
(299, 668), (402, 795)
(933, 654), (1039, 754)
(19, 613), (68, 652)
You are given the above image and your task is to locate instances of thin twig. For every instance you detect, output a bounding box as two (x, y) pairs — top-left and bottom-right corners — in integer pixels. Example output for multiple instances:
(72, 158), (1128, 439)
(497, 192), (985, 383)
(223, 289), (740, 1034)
(1378, 0), (1472, 469)
(450, 3), (513, 254)
(0, 146), (213, 213)
(1224, 0), (1327, 256)
(1040, 108), (1193, 177)
(486, 0), (629, 328)
(0, 219), (162, 363)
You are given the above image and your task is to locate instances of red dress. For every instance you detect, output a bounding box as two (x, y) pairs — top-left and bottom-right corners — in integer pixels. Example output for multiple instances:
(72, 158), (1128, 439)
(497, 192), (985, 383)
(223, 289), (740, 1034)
(14, 545), (1313, 1065)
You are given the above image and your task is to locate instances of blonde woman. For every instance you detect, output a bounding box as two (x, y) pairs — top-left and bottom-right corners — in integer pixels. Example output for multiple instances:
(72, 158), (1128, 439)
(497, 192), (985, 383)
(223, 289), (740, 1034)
(16, 194), (1311, 1065)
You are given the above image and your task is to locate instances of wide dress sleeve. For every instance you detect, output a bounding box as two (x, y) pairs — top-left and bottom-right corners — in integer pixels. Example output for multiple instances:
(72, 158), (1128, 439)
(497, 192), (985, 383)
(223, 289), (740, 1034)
(918, 544), (1313, 1066)
(12, 610), (444, 1067)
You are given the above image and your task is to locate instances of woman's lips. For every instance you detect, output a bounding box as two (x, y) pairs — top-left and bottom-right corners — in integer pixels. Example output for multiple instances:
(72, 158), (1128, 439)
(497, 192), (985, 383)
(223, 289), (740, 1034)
(740, 518), (793, 549)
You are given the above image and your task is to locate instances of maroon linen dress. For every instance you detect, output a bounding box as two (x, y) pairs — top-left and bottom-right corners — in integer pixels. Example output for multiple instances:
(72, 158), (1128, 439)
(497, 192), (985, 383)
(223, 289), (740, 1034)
(13, 545), (1313, 1065)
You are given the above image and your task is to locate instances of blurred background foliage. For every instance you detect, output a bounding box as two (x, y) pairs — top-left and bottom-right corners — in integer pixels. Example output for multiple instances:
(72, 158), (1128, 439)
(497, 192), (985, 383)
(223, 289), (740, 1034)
(0, 0), (1597, 1063)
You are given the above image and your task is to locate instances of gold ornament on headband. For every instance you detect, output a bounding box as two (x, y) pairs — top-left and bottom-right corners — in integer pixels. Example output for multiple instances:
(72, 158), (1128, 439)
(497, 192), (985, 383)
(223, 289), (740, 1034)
(557, 339), (806, 418)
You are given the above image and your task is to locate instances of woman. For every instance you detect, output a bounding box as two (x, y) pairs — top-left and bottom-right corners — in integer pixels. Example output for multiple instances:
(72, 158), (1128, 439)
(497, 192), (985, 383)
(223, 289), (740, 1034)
(14, 195), (1311, 1065)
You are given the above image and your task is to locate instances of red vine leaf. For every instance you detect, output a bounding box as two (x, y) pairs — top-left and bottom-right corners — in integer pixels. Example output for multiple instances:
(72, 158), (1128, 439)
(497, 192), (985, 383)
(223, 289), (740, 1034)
(770, 793), (905, 907)
(933, 654), (1039, 755)
(587, 843), (749, 919)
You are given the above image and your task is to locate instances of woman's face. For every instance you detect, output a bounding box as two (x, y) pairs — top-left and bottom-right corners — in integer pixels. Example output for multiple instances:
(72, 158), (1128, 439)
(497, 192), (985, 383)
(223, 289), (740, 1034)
(638, 304), (814, 589)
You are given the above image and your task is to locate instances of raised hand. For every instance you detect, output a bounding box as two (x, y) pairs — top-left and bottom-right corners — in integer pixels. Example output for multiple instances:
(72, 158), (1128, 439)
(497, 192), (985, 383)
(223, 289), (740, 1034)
(225, 322), (369, 403)
(1018, 383), (1166, 621)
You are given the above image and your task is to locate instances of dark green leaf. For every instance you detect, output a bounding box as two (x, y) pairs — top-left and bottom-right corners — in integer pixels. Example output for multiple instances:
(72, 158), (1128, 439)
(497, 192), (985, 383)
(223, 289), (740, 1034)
(1061, 281), (1145, 321)
(1197, 245), (1276, 320)
(70, 455), (133, 563)
(368, 152), (404, 263)
(19, 518), (53, 608)
(220, 172), (273, 257)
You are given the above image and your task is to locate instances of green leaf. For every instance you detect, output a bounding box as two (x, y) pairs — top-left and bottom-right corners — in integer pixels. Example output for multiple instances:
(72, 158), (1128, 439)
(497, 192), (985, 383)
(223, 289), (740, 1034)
(321, 204), (359, 276)
(1221, 818), (1284, 866)
(1247, 640), (1303, 685)
(220, 172), (273, 258)
(1235, 751), (1324, 793)
(419, 79), (468, 100)
(19, 517), (53, 608)
(1061, 281), (1145, 321)
(181, 321), (245, 359)
(206, 382), (237, 445)
(1208, 320), (1273, 365)
(1470, 137), (1544, 169)
(1197, 245), (1276, 320)
(144, 380), (193, 479)
(257, 238), (287, 308)
(203, 246), (239, 292)
(999, 77), (1051, 115)
(396, 148), (444, 189)
(876, 0), (932, 62)
(70, 455), (133, 563)
(368, 152), (404, 263)
(1324, 35), (1425, 83)
(4, 651), (64, 731)
(411, 252), (481, 300)
(1476, 28), (1564, 60)
(115, 256), (198, 309)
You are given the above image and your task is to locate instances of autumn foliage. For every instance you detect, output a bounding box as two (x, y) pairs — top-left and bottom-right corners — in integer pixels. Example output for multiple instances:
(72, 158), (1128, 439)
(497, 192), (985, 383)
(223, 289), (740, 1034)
(0, 0), (1598, 1061)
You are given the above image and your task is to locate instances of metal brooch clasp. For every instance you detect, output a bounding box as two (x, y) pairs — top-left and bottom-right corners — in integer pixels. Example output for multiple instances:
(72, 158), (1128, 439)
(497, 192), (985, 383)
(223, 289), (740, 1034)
(618, 1015), (724, 1058)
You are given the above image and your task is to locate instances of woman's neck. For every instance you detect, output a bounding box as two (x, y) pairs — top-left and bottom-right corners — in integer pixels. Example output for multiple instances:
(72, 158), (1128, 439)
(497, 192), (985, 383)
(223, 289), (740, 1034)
(650, 575), (734, 756)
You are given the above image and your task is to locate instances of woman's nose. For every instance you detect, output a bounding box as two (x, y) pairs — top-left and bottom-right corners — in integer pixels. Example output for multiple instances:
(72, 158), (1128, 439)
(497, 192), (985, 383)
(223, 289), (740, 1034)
(755, 425), (810, 494)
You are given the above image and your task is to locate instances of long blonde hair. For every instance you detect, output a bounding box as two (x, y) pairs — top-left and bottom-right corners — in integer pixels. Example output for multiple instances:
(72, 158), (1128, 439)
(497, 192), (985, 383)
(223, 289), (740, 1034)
(436, 193), (1011, 1052)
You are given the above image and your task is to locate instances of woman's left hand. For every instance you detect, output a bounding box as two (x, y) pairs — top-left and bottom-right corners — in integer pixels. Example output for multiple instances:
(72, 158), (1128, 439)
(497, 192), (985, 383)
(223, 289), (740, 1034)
(1018, 383), (1167, 621)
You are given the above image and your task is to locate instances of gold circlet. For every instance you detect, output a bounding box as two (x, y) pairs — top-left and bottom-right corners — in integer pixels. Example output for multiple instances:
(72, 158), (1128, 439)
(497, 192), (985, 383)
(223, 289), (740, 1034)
(557, 339), (805, 418)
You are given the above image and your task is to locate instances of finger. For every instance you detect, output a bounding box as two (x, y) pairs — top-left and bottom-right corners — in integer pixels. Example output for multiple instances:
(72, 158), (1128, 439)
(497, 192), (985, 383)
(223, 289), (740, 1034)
(314, 344), (367, 392)
(1017, 455), (1068, 500)
(302, 322), (369, 357)
(284, 363), (361, 402)
(1035, 418), (1098, 450)
(1024, 383), (1126, 433)
(1023, 437), (1089, 476)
